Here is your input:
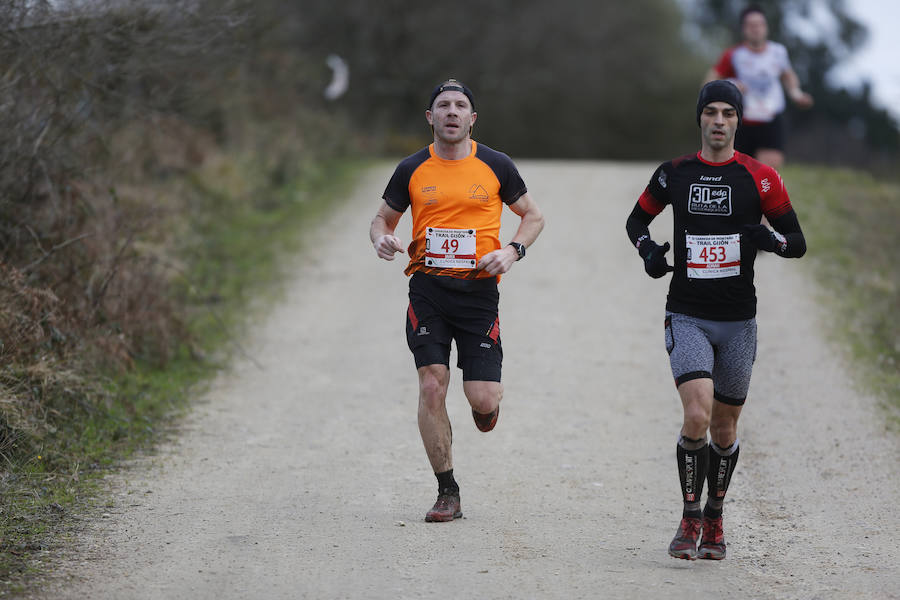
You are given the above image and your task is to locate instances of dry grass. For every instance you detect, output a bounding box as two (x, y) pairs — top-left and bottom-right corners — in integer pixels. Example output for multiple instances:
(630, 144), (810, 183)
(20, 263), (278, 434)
(785, 165), (900, 423)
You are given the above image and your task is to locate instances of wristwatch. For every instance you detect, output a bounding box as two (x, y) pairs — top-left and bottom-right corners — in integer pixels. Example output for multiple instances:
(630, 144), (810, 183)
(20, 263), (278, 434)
(508, 242), (526, 261)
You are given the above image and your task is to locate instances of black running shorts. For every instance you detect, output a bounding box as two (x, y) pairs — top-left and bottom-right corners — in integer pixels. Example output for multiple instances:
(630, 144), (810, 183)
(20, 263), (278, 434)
(405, 272), (502, 382)
(735, 113), (786, 156)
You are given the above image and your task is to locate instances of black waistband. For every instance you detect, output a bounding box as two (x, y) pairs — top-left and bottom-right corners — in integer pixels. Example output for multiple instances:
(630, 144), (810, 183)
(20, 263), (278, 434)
(412, 271), (498, 293)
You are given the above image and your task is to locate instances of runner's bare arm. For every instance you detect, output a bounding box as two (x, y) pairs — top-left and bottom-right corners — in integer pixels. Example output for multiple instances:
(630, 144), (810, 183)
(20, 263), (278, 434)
(477, 192), (544, 275)
(702, 67), (721, 85)
(370, 201), (405, 260)
(506, 193), (544, 249)
(780, 68), (813, 108)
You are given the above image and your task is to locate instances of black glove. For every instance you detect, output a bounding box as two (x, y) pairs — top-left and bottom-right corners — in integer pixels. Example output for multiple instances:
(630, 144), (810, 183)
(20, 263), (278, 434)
(741, 224), (785, 253)
(638, 240), (675, 279)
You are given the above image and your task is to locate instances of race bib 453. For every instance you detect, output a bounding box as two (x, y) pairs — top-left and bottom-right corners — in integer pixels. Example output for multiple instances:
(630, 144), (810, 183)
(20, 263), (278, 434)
(686, 233), (740, 279)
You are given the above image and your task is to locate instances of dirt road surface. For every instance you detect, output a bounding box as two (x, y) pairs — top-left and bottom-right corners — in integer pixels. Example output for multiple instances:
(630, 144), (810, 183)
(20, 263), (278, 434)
(38, 162), (899, 599)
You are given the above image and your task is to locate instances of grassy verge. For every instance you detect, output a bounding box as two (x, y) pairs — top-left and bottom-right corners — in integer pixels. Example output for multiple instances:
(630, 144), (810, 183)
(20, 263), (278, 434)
(179, 155), (367, 353)
(0, 155), (365, 594)
(784, 165), (900, 428)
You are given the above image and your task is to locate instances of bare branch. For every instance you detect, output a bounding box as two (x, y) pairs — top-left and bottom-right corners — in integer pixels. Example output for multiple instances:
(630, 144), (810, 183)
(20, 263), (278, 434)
(91, 230), (135, 309)
(21, 233), (95, 273)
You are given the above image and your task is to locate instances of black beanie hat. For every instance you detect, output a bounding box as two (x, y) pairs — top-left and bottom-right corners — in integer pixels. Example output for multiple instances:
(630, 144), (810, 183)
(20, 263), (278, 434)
(428, 79), (475, 111)
(696, 80), (743, 126)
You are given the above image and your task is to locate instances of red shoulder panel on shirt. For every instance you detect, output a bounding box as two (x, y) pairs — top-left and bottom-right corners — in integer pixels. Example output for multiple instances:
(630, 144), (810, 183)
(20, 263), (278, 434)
(671, 153), (695, 168)
(734, 152), (793, 219)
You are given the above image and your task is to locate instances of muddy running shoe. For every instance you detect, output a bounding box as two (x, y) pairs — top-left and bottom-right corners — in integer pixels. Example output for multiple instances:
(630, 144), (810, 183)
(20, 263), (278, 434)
(668, 517), (701, 560)
(472, 406), (499, 432)
(424, 492), (462, 522)
(698, 515), (726, 560)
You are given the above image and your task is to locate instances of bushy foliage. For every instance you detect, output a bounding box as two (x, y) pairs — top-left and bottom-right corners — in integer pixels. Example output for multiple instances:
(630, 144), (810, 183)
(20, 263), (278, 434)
(0, 2), (228, 462)
(0, 2), (365, 583)
(274, 0), (708, 159)
(0, 0), (361, 472)
(0, 1), (238, 371)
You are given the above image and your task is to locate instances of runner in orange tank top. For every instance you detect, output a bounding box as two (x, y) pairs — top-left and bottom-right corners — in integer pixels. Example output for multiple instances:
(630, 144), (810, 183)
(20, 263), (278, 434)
(369, 79), (544, 522)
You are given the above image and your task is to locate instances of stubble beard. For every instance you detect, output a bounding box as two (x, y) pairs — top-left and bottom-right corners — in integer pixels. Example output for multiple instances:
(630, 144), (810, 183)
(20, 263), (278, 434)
(436, 123), (470, 145)
(703, 127), (733, 153)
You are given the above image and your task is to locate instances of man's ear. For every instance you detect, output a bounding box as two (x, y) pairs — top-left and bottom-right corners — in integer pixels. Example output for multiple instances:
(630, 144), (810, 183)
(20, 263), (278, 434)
(425, 109), (433, 126)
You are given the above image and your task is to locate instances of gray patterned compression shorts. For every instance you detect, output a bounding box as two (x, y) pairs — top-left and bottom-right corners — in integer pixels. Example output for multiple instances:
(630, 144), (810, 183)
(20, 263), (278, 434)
(664, 312), (757, 405)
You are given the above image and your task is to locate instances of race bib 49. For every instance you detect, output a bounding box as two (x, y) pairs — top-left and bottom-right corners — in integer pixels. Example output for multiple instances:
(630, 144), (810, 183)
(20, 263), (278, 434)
(425, 227), (477, 269)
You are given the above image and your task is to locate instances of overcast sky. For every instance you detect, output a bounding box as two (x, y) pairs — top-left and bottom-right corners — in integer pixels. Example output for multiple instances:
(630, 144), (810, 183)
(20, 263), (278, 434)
(830, 0), (900, 122)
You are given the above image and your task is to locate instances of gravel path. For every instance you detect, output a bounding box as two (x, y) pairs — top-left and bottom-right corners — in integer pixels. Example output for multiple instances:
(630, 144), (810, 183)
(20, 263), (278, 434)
(37, 162), (899, 599)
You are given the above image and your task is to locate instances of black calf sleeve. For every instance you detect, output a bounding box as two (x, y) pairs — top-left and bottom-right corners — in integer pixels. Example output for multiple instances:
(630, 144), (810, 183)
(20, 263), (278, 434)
(705, 440), (740, 517)
(677, 435), (708, 515)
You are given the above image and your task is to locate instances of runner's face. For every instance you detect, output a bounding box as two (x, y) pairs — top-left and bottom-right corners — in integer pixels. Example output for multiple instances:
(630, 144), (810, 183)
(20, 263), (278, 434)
(426, 91), (476, 144)
(742, 12), (768, 46)
(700, 102), (738, 152)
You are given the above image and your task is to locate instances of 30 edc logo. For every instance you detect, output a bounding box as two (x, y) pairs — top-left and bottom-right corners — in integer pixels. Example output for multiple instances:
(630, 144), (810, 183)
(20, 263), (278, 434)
(688, 183), (732, 216)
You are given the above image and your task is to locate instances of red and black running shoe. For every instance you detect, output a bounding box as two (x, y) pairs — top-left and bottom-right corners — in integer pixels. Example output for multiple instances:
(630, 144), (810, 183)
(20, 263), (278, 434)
(472, 406), (499, 432)
(668, 517), (701, 560)
(698, 515), (726, 560)
(425, 493), (462, 522)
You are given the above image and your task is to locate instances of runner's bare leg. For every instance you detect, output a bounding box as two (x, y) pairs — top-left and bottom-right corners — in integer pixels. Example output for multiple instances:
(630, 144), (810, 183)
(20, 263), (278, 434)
(677, 378), (714, 439)
(462, 380), (502, 416)
(417, 364), (452, 472)
(709, 401), (742, 448)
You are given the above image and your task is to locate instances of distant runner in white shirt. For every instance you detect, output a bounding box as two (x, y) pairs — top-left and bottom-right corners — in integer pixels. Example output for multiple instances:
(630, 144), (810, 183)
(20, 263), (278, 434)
(704, 4), (813, 169)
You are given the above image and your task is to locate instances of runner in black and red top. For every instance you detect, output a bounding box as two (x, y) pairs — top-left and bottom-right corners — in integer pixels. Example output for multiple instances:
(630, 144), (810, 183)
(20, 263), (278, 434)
(625, 80), (806, 561)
